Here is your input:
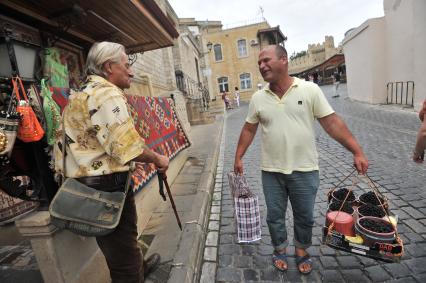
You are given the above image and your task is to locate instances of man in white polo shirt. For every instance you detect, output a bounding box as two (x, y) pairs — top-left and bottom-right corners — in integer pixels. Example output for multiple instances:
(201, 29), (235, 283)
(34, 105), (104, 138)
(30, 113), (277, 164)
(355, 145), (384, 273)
(234, 45), (368, 274)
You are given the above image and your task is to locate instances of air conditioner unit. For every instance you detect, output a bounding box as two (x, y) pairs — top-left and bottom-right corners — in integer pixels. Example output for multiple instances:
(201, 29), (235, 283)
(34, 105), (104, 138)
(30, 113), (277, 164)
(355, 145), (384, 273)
(250, 39), (259, 46)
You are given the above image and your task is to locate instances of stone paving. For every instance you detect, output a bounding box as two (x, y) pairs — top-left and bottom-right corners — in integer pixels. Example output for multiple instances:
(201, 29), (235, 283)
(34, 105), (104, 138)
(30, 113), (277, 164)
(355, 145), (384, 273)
(203, 84), (426, 282)
(0, 225), (42, 283)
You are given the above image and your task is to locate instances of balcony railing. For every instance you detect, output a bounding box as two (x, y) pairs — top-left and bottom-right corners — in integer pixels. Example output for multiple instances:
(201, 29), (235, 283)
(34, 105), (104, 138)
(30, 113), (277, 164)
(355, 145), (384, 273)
(175, 70), (210, 111)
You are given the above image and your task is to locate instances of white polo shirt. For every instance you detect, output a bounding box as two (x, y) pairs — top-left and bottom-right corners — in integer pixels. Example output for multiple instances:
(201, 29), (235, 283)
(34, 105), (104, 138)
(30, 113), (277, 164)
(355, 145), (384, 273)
(246, 77), (334, 174)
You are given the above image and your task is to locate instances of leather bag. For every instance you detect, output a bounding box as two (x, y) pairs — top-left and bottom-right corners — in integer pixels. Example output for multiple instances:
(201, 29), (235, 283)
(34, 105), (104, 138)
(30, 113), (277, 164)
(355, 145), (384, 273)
(49, 110), (133, 237)
(12, 77), (45, 142)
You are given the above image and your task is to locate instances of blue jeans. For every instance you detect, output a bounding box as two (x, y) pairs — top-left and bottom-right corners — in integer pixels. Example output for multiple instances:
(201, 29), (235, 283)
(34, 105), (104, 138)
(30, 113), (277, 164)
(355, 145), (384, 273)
(261, 170), (319, 250)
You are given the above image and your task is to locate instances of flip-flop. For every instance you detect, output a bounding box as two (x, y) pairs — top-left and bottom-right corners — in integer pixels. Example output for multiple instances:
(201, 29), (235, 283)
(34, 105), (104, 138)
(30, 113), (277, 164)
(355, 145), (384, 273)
(272, 251), (288, 272)
(296, 254), (313, 275)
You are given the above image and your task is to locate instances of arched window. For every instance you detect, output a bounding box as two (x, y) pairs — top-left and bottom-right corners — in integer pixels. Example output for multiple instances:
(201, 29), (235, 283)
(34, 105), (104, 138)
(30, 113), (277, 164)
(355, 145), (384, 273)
(218, 77), (229, 92)
(239, 73), (251, 90)
(237, 39), (247, 57)
(214, 44), (223, 61)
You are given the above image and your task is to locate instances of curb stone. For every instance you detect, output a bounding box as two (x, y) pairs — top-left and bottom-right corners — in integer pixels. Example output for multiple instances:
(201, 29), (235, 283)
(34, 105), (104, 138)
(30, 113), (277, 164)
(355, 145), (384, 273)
(167, 115), (224, 283)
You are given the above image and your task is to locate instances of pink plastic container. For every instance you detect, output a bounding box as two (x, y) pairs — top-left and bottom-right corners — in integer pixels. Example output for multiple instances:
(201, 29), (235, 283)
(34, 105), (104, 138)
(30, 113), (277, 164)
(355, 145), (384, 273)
(326, 211), (355, 237)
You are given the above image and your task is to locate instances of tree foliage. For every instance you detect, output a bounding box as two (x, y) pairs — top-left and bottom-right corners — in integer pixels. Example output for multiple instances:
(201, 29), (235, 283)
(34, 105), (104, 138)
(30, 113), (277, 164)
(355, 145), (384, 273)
(290, 50), (307, 61)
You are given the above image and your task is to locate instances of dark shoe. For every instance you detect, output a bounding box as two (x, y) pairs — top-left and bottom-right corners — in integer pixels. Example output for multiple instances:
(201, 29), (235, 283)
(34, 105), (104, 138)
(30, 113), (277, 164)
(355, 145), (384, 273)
(143, 253), (161, 277)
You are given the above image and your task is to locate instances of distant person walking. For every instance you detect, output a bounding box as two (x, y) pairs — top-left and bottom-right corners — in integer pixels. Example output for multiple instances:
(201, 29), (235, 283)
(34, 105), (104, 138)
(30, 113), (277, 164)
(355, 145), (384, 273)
(234, 87), (240, 108)
(332, 71), (341, 98)
(221, 91), (231, 110)
(413, 99), (426, 162)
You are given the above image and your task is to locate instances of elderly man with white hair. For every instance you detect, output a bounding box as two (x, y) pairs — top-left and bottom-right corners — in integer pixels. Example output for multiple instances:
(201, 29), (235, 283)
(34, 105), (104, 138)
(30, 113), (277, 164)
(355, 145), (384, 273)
(54, 41), (169, 282)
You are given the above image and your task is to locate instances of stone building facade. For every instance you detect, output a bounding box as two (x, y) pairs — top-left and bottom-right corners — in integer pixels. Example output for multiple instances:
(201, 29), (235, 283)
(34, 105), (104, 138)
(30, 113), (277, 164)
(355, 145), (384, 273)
(172, 18), (213, 125)
(127, 0), (178, 98)
(124, 0), (193, 130)
(288, 36), (341, 75)
(201, 21), (286, 101)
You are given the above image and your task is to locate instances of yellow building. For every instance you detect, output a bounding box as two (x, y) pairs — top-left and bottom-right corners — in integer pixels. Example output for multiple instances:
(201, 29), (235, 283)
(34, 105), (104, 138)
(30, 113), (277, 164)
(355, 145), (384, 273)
(201, 21), (286, 101)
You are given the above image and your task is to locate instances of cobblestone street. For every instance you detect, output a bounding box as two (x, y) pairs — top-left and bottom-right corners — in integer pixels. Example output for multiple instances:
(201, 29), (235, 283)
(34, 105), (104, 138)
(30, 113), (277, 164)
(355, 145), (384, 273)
(208, 84), (426, 282)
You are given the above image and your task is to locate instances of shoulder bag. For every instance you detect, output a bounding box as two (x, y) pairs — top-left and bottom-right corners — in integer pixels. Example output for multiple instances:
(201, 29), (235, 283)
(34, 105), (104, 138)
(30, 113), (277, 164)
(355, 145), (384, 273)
(49, 113), (134, 236)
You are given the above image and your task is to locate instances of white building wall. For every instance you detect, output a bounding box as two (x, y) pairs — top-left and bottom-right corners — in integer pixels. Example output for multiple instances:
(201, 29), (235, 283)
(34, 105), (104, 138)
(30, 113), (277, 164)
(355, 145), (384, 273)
(343, 0), (426, 110)
(384, 0), (414, 82)
(413, 0), (426, 109)
(343, 18), (386, 104)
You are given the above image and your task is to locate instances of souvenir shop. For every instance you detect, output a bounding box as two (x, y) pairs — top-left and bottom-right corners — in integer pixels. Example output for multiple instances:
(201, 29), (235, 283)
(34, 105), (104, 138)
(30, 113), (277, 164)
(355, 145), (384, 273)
(0, 0), (183, 225)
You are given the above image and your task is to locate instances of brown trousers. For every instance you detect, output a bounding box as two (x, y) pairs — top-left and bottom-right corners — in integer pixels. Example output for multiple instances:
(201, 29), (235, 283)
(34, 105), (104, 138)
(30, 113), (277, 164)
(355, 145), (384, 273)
(96, 193), (144, 282)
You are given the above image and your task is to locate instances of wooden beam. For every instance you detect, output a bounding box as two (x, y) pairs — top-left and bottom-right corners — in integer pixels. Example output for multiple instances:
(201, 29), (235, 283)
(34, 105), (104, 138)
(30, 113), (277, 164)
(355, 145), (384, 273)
(0, 0), (95, 43)
(129, 0), (174, 45)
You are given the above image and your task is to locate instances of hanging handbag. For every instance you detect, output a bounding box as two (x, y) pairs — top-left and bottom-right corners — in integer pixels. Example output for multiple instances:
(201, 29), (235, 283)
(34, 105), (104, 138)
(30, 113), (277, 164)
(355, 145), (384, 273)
(49, 114), (134, 236)
(0, 88), (20, 167)
(41, 79), (61, 145)
(11, 77), (45, 142)
(27, 84), (46, 130)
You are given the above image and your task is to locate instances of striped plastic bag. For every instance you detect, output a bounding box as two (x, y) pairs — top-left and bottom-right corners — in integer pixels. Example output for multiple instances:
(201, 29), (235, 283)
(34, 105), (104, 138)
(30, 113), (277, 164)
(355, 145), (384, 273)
(228, 172), (261, 243)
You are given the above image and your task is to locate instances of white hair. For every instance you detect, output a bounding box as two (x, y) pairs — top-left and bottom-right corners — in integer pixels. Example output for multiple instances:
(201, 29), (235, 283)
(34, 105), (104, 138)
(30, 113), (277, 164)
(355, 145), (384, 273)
(85, 42), (126, 77)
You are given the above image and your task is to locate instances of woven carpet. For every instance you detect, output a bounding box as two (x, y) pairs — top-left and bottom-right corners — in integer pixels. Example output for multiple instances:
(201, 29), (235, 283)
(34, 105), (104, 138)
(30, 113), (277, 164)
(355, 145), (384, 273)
(126, 96), (191, 192)
(0, 189), (39, 225)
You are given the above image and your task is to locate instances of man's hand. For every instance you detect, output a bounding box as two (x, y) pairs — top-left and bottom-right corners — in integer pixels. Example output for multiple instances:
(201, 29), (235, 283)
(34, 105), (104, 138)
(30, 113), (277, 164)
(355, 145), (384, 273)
(155, 154), (169, 173)
(233, 122), (258, 176)
(134, 147), (169, 172)
(354, 153), (369, 175)
(234, 158), (244, 175)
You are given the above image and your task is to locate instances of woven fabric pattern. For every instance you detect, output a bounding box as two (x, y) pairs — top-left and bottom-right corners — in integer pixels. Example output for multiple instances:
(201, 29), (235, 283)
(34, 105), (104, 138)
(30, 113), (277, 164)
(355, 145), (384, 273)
(126, 96), (191, 192)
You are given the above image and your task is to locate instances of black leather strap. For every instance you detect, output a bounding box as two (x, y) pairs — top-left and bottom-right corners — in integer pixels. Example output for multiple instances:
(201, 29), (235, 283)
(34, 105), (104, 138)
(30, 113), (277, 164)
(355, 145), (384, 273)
(76, 171), (128, 187)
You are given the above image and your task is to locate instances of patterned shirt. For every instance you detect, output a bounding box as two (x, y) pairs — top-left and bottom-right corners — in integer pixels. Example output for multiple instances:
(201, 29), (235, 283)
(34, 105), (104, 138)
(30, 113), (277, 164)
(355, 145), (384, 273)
(54, 75), (145, 178)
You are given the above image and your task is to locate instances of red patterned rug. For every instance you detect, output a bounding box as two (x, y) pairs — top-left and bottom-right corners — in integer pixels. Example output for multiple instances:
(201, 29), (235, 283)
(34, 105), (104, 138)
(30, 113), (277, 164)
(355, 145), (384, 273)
(126, 96), (191, 192)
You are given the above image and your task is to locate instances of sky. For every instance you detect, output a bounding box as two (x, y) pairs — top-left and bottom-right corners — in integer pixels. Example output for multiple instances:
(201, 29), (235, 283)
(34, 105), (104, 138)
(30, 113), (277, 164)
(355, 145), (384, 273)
(168, 0), (384, 56)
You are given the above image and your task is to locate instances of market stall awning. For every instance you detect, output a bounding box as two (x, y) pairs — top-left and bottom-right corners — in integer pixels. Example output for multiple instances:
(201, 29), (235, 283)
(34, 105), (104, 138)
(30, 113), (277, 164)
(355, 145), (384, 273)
(0, 0), (179, 53)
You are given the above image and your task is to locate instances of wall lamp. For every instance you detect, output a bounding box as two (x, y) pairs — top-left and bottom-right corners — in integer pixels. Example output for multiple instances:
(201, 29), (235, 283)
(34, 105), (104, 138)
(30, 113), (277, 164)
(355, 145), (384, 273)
(206, 41), (213, 52)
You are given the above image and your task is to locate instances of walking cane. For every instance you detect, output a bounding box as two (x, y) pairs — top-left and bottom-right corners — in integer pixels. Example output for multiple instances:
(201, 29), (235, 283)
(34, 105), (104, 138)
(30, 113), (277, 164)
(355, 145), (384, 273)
(158, 173), (182, 230)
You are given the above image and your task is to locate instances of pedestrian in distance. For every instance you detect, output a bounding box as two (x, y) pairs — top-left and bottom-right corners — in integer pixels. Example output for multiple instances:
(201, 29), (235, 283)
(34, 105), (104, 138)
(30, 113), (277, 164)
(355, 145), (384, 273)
(413, 99), (426, 162)
(221, 91), (232, 110)
(233, 45), (368, 275)
(54, 41), (169, 282)
(234, 86), (240, 108)
(332, 71), (341, 98)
